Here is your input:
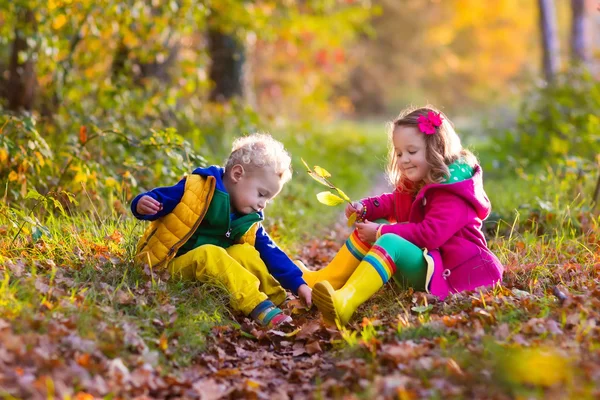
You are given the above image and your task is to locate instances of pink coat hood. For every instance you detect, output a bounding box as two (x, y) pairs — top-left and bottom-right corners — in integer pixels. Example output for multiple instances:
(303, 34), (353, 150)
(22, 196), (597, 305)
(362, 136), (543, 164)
(362, 165), (503, 300)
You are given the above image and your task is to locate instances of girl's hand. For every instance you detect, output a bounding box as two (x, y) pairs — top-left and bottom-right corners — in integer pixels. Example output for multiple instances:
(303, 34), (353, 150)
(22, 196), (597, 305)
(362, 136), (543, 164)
(297, 284), (312, 308)
(345, 201), (363, 219)
(136, 195), (163, 215)
(355, 220), (380, 243)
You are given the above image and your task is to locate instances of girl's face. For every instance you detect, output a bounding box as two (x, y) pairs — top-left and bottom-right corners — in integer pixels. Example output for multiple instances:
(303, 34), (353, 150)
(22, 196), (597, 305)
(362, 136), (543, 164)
(393, 126), (431, 184)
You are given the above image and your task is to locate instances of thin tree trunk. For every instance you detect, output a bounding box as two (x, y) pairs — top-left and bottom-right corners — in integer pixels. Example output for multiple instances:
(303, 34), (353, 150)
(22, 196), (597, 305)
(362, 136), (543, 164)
(111, 41), (179, 84)
(570, 0), (588, 64)
(208, 27), (245, 102)
(7, 8), (37, 111)
(538, 0), (560, 82)
(593, 169), (600, 209)
(243, 32), (257, 109)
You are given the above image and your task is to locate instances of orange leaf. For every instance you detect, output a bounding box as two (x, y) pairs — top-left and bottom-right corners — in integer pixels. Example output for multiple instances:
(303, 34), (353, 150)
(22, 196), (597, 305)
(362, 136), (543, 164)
(79, 126), (87, 144)
(76, 353), (91, 367)
(74, 393), (95, 400)
(107, 230), (124, 243)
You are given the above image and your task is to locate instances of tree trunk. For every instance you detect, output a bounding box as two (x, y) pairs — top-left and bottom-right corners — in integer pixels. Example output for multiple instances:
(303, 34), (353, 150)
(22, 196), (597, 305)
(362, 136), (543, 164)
(570, 0), (588, 64)
(593, 168), (600, 209)
(111, 41), (179, 84)
(208, 27), (245, 102)
(538, 0), (560, 82)
(7, 8), (38, 111)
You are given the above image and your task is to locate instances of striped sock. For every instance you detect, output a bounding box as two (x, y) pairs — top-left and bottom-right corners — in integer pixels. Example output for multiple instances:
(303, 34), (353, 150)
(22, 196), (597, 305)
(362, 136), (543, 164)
(250, 299), (292, 327)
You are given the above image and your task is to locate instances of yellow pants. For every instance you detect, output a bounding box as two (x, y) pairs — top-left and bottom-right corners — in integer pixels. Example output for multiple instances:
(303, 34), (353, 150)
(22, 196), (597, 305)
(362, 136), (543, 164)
(167, 244), (287, 315)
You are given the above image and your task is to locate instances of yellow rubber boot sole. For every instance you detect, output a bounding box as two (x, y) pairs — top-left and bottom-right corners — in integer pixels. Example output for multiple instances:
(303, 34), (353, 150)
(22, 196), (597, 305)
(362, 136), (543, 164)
(313, 281), (343, 327)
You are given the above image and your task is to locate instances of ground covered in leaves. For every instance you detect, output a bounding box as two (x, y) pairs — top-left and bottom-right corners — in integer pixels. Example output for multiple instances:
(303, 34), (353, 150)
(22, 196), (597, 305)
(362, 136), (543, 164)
(1, 219), (599, 399)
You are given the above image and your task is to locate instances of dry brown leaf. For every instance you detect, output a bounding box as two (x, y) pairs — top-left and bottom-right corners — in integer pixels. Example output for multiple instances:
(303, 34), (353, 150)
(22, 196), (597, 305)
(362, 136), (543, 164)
(305, 341), (322, 355)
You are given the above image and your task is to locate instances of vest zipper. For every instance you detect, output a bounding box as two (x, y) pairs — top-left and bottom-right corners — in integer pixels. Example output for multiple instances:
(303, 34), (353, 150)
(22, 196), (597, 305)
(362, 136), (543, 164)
(225, 228), (231, 238)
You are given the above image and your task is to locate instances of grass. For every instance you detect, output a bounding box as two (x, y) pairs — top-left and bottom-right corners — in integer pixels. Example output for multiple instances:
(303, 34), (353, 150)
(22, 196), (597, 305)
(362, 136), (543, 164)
(268, 119), (388, 248)
(1, 118), (599, 398)
(0, 119), (387, 370)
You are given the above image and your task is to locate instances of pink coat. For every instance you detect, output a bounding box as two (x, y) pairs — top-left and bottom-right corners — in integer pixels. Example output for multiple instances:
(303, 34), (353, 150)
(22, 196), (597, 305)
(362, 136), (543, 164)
(361, 165), (503, 300)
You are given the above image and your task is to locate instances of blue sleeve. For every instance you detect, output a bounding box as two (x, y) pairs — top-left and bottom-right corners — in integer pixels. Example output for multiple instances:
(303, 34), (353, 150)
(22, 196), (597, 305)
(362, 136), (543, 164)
(130, 177), (187, 221)
(254, 225), (306, 294)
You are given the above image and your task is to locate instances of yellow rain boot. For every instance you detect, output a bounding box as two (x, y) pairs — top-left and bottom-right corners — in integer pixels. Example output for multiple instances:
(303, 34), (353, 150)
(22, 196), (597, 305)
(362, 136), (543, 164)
(313, 243), (396, 326)
(297, 230), (371, 290)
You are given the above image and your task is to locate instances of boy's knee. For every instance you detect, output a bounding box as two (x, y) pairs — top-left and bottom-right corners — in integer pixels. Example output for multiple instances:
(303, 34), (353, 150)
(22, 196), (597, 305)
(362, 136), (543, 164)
(186, 245), (231, 264)
(227, 243), (260, 260)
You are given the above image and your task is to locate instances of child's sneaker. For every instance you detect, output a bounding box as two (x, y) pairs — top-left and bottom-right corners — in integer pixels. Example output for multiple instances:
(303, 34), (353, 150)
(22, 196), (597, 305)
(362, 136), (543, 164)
(250, 299), (292, 327)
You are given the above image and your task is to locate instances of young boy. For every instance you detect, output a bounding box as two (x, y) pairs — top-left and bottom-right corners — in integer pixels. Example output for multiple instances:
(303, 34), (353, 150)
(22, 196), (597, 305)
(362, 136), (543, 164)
(131, 133), (312, 327)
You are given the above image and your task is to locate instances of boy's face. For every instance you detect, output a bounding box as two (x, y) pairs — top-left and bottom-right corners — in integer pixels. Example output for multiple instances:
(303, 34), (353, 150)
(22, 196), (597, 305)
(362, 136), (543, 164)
(227, 165), (284, 215)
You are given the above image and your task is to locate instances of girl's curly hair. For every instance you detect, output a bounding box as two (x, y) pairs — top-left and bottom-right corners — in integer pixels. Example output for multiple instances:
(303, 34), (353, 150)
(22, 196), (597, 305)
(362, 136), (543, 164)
(225, 133), (292, 183)
(386, 105), (477, 192)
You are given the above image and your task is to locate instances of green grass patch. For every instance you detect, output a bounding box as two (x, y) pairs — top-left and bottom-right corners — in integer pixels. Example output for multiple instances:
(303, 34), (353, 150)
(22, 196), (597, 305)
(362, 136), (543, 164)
(0, 120), (388, 369)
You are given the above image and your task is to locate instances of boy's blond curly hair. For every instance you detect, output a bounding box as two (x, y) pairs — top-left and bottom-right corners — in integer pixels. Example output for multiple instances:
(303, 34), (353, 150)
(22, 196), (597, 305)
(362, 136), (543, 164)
(225, 133), (293, 183)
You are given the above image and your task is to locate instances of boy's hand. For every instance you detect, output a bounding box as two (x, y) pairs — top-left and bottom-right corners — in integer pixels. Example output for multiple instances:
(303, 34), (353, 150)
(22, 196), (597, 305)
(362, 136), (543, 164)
(345, 201), (362, 219)
(297, 284), (312, 308)
(355, 220), (380, 243)
(136, 195), (163, 215)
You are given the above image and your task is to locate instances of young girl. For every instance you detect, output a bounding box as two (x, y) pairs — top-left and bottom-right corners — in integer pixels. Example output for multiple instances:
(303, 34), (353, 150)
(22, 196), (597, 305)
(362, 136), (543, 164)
(299, 106), (503, 326)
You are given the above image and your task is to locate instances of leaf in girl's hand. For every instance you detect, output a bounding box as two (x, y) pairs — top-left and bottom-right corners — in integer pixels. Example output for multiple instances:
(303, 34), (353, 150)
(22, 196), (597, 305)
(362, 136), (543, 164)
(301, 158), (311, 172)
(347, 212), (357, 227)
(314, 166), (331, 178)
(308, 172), (335, 188)
(302, 158), (334, 188)
(317, 191), (344, 206)
(335, 187), (351, 202)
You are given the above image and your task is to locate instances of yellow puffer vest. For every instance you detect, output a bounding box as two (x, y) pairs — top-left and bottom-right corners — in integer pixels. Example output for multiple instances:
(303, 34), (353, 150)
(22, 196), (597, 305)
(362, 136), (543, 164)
(135, 174), (259, 269)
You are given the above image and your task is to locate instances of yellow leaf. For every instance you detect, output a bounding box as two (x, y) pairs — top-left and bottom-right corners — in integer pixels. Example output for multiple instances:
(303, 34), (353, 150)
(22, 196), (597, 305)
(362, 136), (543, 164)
(0, 148), (8, 164)
(317, 191), (344, 206)
(502, 347), (570, 387)
(159, 333), (168, 351)
(34, 151), (45, 167)
(245, 379), (261, 389)
(105, 177), (118, 188)
(123, 31), (140, 48)
(73, 171), (87, 184)
(313, 166), (331, 178)
(335, 187), (350, 202)
(308, 172), (334, 188)
(52, 14), (68, 30)
(8, 171), (18, 182)
(347, 212), (357, 227)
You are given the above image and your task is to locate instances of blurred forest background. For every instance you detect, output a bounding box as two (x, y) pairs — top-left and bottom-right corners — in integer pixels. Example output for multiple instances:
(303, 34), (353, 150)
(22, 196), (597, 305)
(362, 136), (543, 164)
(1, 0), (599, 210)
(1, 1), (600, 398)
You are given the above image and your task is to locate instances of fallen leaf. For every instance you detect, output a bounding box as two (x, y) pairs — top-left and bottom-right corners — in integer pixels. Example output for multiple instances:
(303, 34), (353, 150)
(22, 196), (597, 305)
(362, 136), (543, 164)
(305, 341), (322, 355)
